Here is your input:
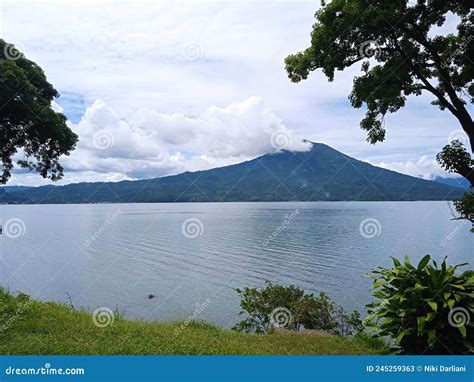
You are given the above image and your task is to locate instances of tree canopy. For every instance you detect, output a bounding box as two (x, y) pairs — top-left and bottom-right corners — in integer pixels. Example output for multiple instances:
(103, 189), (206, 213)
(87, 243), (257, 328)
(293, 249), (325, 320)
(285, 0), (473, 222)
(0, 39), (78, 184)
(286, 0), (473, 148)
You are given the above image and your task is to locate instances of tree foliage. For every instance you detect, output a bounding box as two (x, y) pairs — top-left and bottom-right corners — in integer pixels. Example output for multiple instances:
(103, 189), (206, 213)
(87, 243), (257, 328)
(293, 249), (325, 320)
(285, 0), (473, 148)
(232, 281), (363, 336)
(366, 256), (474, 354)
(453, 191), (474, 227)
(0, 39), (78, 184)
(437, 140), (474, 223)
(285, 0), (473, 221)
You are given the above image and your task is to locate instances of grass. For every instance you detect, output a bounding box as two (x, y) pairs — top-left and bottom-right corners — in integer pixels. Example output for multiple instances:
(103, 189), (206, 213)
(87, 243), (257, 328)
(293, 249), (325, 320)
(0, 289), (389, 355)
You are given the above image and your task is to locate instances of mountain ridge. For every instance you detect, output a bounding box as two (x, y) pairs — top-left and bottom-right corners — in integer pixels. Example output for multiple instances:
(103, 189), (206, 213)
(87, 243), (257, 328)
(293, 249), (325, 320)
(0, 143), (465, 204)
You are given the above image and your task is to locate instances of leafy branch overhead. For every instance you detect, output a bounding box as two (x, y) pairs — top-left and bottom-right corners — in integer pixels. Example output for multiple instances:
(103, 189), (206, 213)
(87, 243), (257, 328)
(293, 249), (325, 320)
(285, 0), (473, 149)
(0, 39), (78, 184)
(285, 0), (473, 222)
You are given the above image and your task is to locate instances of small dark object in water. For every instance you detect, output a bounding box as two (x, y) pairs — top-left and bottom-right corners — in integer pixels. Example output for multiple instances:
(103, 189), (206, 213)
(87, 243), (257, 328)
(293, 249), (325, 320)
(148, 294), (155, 299)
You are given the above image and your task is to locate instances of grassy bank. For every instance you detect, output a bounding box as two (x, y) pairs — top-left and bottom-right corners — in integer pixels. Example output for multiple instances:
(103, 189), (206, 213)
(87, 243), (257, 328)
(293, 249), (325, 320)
(0, 289), (389, 355)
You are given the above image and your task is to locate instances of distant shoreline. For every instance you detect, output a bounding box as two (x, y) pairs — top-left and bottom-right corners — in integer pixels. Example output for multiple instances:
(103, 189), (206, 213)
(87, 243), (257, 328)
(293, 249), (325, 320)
(0, 199), (457, 206)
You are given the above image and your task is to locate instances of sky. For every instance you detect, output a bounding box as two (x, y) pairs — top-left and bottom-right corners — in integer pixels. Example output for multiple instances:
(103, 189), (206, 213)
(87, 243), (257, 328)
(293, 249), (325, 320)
(0, 0), (470, 186)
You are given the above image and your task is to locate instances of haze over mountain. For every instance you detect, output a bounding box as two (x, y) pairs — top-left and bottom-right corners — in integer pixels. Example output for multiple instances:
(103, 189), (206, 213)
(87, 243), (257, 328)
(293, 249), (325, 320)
(433, 176), (470, 189)
(0, 143), (464, 204)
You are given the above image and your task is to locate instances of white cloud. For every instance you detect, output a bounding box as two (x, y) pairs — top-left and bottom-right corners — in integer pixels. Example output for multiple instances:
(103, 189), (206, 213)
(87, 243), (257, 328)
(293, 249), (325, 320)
(20, 97), (308, 185)
(367, 156), (455, 180)
(1, 1), (469, 186)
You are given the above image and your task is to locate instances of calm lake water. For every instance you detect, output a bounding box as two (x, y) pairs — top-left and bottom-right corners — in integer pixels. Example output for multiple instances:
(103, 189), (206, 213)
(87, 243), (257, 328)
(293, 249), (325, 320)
(0, 202), (472, 327)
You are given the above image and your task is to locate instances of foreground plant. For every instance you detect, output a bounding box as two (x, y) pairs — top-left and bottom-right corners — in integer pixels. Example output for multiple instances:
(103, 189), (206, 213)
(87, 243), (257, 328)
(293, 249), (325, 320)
(366, 255), (473, 354)
(233, 281), (363, 336)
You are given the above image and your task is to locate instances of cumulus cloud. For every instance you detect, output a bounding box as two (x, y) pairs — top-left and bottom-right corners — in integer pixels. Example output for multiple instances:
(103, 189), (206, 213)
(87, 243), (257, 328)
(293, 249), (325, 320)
(38, 97), (310, 184)
(367, 156), (455, 180)
(2, 1), (467, 186)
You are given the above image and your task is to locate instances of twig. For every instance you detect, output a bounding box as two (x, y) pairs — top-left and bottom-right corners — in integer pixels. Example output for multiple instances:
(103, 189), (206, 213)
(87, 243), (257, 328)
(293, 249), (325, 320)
(65, 292), (76, 312)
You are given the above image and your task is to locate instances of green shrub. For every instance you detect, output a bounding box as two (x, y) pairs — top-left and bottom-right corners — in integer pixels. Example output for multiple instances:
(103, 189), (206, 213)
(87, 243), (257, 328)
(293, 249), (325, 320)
(366, 256), (473, 354)
(233, 281), (362, 336)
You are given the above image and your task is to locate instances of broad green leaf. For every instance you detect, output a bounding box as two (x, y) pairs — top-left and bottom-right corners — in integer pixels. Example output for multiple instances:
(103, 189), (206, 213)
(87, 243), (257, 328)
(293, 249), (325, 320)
(427, 330), (436, 346)
(371, 281), (386, 289)
(417, 255), (431, 270)
(391, 257), (401, 267)
(426, 312), (435, 322)
(417, 316), (425, 332)
(427, 301), (438, 312)
(414, 283), (427, 290)
(447, 299), (455, 310)
(396, 329), (410, 343)
(458, 325), (467, 338)
(404, 256), (415, 269)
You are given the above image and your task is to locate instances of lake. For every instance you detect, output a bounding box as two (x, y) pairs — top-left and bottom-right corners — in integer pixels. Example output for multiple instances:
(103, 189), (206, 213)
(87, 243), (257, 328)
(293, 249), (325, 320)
(0, 202), (472, 327)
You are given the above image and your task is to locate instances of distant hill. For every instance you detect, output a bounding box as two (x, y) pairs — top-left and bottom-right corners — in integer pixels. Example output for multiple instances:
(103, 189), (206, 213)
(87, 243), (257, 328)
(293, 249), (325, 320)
(0, 143), (465, 204)
(433, 176), (470, 189)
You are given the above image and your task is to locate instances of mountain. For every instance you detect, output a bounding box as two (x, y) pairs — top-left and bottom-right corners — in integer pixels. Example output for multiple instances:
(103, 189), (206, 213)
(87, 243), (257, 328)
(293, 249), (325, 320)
(0, 143), (465, 204)
(433, 176), (470, 189)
